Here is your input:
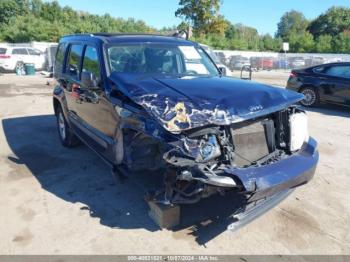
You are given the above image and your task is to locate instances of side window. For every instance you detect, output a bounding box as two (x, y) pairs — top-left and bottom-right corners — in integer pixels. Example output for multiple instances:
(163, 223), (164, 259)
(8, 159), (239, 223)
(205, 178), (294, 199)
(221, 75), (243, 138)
(66, 44), (84, 79)
(326, 66), (350, 79)
(28, 48), (41, 56)
(82, 46), (101, 82)
(12, 48), (28, 55)
(313, 66), (326, 74)
(54, 42), (67, 76)
(0, 48), (7, 54)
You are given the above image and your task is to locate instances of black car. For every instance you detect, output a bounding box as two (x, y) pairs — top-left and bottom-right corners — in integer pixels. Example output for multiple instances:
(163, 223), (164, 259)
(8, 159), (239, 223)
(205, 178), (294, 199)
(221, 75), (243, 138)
(287, 62), (350, 107)
(53, 33), (318, 212)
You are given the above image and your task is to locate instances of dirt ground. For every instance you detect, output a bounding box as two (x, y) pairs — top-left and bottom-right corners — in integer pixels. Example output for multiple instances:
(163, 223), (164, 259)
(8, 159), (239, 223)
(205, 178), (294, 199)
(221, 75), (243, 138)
(0, 72), (349, 255)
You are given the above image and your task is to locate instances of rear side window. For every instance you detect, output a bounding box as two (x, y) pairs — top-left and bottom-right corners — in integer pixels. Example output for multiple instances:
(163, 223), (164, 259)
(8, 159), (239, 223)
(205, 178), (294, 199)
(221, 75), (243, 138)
(326, 66), (350, 79)
(12, 48), (28, 55)
(54, 43), (67, 76)
(82, 46), (101, 81)
(28, 48), (41, 56)
(66, 44), (84, 79)
(0, 48), (6, 54)
(313, 66), (326, 74)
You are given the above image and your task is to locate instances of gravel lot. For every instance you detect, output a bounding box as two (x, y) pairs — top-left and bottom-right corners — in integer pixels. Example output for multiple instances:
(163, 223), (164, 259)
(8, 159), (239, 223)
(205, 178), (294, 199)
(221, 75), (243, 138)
(0, 72), (349, 255)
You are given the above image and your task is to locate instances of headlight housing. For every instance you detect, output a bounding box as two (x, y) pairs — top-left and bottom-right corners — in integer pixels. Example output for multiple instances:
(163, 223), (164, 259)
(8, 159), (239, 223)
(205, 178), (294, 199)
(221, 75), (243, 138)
(289, 112), (309, 152)
(198, 135), (221, 162)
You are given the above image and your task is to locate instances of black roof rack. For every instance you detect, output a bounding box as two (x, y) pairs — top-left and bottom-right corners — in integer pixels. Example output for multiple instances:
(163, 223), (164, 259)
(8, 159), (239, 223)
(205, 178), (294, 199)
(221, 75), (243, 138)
(92, 32), (169, 37)
(63, 31), (189, 39)
(61, 32), (192, 44)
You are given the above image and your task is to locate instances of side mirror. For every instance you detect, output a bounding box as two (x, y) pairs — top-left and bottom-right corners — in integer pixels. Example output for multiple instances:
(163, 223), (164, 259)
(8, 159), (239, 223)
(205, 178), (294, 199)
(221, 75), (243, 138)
(81, 71), (100, 89)
(218, 66), (227, 76)
(240, 65), (252, 80)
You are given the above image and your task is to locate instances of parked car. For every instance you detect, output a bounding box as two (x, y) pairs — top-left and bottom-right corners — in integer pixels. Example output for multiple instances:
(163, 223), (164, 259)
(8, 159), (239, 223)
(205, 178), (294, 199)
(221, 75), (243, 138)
(310, 57), (325, 66)
(53, 34), (318, 213)
(0, 46), (46, 72)
(287, 62), (350, 107)
(229, 55), (250, 70)
(200, 44), (230, 75)
(274, 58), (289, 69)
(289, 57), (305, 69)
(215, 51), (229, 66)
(250, 57), (274, 70)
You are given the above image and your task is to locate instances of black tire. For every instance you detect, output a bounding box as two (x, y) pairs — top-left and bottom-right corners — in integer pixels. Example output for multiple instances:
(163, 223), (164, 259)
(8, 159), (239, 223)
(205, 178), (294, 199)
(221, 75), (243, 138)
(300, 87), (319, 107)
(14, 61), (23, 72)
(56, 106), (79, 147)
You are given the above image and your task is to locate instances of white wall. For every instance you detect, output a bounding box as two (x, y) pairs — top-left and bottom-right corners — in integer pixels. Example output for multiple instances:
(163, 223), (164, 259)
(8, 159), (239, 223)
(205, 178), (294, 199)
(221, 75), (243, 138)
(0, 41), (57, 52)
(214, 49), (350, 62)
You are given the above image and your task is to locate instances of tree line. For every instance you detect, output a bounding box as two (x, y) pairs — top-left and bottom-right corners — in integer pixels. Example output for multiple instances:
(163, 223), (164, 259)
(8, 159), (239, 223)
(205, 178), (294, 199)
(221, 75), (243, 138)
(0, 0), (349, 53)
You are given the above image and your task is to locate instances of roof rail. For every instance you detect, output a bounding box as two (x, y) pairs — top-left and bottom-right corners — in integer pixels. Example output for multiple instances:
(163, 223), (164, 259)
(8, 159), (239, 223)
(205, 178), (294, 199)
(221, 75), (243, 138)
(61, 32), (191, 43)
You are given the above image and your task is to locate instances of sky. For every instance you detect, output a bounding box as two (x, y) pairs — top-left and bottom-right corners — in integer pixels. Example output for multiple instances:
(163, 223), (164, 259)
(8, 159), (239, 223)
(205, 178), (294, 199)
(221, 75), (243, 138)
(52, 0), (349, 35)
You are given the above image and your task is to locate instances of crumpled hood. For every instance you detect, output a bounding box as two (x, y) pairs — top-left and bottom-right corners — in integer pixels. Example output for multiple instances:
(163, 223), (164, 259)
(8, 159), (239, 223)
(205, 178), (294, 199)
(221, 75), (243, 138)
(110, 73), (304, 133)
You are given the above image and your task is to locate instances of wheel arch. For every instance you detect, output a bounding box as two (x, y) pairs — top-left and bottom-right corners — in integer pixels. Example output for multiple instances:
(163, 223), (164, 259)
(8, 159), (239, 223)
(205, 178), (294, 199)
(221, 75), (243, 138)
(298, 84), (318, 93)
(53, 93), (70, 119)
(53, 97), (61, 115)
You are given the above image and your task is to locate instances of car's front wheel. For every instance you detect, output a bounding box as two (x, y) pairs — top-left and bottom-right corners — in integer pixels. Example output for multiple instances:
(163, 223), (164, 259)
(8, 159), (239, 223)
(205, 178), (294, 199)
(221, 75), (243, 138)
(56, 107), (79, 147)
(300, 87), (319, 107)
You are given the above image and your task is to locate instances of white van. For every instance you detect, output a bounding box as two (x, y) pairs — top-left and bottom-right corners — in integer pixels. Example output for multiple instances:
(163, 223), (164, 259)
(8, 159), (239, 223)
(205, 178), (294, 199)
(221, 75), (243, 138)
(0, 46), (46, 72)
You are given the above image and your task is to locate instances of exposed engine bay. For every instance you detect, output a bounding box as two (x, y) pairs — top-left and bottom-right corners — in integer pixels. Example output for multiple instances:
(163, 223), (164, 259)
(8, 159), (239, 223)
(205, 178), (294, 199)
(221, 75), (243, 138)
(122, 106), (309, 205)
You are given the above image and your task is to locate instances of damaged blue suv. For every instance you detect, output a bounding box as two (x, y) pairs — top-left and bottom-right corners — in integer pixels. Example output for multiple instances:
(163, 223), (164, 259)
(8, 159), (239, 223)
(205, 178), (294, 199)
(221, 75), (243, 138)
(53, 33), (318, 206)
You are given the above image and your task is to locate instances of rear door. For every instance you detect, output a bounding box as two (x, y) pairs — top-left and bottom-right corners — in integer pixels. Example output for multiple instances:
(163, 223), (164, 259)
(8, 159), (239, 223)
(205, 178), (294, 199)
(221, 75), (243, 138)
(321, 65), (350, 105)
(27, 48), (44, 69)
(12, 48), (29, 64)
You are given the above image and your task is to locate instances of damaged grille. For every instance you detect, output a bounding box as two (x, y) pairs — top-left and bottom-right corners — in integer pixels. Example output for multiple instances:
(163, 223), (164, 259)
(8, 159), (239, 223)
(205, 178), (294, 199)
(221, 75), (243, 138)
(231, 119), (276, 167)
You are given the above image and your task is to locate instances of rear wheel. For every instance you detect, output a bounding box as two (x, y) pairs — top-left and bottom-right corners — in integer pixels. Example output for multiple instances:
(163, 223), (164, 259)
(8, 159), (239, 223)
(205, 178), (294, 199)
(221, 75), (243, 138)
(14, 61), (23, 73)
(300, 87), (319, 107)
(56, 106), (79, 147)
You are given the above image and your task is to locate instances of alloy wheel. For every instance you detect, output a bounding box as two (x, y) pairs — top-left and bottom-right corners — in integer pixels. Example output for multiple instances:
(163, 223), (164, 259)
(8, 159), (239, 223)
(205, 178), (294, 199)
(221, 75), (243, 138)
(58, 112), (66, 141)
(301, 89), (317, 106)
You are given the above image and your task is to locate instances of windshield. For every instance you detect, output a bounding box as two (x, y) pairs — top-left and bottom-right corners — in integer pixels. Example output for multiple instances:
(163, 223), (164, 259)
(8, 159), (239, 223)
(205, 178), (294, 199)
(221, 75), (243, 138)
(107, 43), (219, 77)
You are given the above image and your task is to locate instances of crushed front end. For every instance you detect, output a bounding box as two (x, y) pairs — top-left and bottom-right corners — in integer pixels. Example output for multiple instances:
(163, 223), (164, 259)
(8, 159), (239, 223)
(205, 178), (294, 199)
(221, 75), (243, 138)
(150, 107), (318, 205)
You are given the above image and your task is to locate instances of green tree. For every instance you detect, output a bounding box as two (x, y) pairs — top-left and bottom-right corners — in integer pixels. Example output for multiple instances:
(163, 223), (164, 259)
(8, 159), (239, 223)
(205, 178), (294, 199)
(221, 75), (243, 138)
(15, 0), (30, 15)
(0, 0), (19, 25)
(0, 0), (155, 42)
(175, 0), (222, 36)
(332, 32), (350, 53)
(2, 15), (66, 42)
(225, 22), (237, 39)
(235, 24), (259, 50)
(205, 15), (228, 36)
(288, 31), (314, 52)
(39, 1), (61, 22)
(314, 34), (332, 53)
(309, 7), (350, 37)
(177, 21), (189, 31)
(260, 34), (275, 51)
(30, 0), (42, 16)
(276, 10), (309, 41)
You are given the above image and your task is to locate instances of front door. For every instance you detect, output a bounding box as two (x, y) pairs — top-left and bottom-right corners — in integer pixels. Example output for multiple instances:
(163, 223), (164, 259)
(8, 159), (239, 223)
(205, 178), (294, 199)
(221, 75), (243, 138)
(322, 65), (350, 106)
(62, 44), (84, 119)
(72, 45), (118, 161)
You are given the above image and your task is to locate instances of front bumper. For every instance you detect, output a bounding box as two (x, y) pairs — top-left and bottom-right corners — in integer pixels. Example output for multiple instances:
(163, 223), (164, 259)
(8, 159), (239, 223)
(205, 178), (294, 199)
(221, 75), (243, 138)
(225, 137), (319, 202)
